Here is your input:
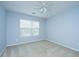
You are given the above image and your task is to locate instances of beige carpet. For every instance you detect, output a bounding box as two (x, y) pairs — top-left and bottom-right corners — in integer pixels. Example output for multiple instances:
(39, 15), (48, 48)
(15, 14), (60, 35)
(2, 40), (79, 57)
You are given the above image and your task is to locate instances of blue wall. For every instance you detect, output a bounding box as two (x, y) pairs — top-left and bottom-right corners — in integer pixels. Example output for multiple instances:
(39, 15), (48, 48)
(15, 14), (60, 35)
(46, 6), (79, 52)
(0, 6), (6, 56)
(6, 11), (46, 46)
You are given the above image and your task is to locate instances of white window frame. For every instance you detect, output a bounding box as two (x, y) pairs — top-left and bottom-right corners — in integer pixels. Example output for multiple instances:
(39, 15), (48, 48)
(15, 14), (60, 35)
(20, 19), (40, 37)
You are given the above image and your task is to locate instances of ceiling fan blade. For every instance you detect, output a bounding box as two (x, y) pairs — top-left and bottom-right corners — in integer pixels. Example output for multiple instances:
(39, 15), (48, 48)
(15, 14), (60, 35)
(39, 1), (48, 7)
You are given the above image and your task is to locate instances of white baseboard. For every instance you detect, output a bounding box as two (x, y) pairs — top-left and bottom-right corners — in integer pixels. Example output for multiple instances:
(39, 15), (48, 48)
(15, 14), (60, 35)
(47, 39), (79, 52)
(7, 39), (44, 47)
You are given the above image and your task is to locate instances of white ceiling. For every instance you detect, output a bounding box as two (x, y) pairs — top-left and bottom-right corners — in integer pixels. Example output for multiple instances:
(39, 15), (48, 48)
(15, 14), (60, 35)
(1, 1), (79, 18)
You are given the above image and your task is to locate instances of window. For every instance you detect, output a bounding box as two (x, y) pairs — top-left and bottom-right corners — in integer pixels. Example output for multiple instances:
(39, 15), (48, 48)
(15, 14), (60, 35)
(20, 19), (40, 37)
(32, 21), (39, 36)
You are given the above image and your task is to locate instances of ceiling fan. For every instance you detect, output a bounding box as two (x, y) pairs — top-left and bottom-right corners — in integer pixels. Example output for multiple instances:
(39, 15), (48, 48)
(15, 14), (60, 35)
(33, 2), (48, 14)
(39, 2), (47, 13)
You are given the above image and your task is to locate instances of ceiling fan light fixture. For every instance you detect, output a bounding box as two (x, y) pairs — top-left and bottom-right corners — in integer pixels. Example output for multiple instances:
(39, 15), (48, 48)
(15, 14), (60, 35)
(40, 7), (47, 13)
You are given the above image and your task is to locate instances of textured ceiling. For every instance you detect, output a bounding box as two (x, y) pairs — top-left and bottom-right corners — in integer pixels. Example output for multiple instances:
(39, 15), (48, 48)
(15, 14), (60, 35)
(1, 1), (79, 18)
